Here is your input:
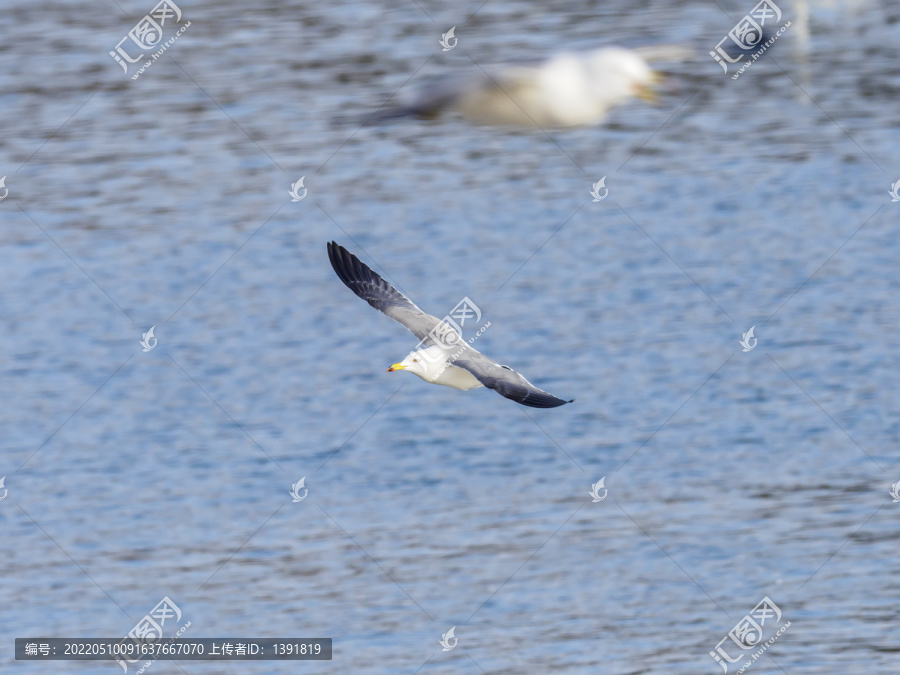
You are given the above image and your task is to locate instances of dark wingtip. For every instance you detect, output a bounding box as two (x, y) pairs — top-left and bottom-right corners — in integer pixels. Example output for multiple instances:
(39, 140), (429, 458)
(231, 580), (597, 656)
(327, 241), (358, 289)
(543, 395), (574, 409)
(362, 107), (416, 126)
(519, 392), (572, 409)
(326, 240), (340, 265)
(326, 241), (399, 313)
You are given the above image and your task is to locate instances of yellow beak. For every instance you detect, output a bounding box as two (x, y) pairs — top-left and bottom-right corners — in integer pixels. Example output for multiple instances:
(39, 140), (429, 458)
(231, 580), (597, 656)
(636, 73), (661, 103)
(387, 363), (406, 372)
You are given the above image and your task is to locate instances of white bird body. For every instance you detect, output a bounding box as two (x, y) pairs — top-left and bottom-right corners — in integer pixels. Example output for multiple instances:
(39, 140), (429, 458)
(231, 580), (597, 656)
(368, 46), (668, 129)
(392, 345), (484, 391)
(458, 49), (652, 127)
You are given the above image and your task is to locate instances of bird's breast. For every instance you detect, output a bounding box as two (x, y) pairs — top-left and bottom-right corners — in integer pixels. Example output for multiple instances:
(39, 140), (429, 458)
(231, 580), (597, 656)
(423, 364), (484, 391)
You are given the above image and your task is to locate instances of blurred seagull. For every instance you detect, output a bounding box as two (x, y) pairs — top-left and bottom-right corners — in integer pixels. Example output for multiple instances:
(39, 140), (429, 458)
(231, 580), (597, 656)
(366, 46), (688, 128)
(327, 242), (573, 408)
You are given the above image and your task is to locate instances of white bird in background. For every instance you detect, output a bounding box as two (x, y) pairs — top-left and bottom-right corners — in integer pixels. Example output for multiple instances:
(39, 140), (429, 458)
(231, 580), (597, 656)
(327, 242), (573, 408)
(366, 46), (690, 129)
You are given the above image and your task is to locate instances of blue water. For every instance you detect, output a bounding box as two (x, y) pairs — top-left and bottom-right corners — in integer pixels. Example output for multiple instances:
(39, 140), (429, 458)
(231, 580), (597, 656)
(2, 0), (900, 672)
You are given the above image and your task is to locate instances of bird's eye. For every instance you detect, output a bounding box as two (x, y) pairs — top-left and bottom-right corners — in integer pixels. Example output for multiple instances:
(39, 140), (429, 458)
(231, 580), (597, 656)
(413, 358), (418, 362)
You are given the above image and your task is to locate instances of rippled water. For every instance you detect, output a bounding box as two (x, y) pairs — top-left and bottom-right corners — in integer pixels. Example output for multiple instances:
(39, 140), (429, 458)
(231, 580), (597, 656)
(2, 0), (899, 673)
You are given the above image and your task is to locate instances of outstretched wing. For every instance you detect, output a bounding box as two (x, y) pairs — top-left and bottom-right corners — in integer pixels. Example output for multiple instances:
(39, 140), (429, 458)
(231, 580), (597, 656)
(361, 62), (545, 127)
(452, 351), (572, 409)
(362, 72), (473, 125)
(327, 241), (443, 341)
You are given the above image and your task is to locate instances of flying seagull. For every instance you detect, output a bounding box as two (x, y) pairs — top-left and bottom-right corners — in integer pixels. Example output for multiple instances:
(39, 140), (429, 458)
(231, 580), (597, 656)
(365, 46), (688, 129)
(327, 242), (573, 408)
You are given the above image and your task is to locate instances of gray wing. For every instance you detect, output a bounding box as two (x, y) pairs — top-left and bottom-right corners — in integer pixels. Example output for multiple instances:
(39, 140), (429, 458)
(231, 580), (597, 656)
(362, 72), (474, 125)
(452, 350), (573, 409)
(362, 65), (540, 125)
(327, 241), (442, 341)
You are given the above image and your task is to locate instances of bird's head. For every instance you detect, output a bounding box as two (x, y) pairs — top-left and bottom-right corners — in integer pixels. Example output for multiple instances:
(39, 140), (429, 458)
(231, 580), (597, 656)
(587, 48), (658, 106)
(387, 351), (429, 377)
(388, 346), (450, 381)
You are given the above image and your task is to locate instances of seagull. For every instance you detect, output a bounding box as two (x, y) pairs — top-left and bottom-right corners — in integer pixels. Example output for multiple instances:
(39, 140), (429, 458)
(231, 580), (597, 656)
(365, 46), (683, 128)
(327, 242), (573, 408)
